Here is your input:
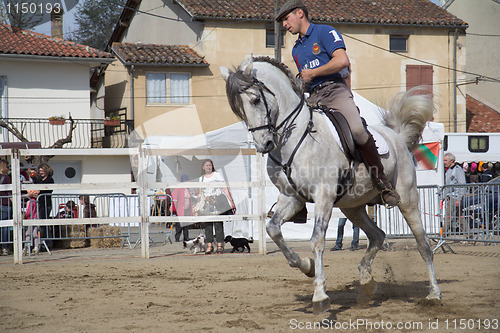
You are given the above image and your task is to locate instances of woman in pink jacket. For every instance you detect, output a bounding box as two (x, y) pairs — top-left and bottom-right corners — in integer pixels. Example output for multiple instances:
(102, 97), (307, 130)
(171, 174), (192, 242)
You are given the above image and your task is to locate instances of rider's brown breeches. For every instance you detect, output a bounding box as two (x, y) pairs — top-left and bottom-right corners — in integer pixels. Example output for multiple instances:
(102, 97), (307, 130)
(307, 82), (370, 145)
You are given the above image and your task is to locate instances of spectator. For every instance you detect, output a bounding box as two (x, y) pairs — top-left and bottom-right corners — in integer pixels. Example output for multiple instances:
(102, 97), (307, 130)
(171, 174), (192, 242)
(79, 195), (97, 218)
(23, 190), (40, 254)
(198, 159), (235, 254)
(35, 163), (54, 220)
(34, 163), (54, 246)
(56, 200), (77, 219)
(469, 162), (479, 183)
(19, 162), (29, 183)
(480, 162), (495, 183)
(444, 152), (466, 232)
(331, 217), (359, 251)
(0, 159), (12, 256)
(79, 195), (97, 247)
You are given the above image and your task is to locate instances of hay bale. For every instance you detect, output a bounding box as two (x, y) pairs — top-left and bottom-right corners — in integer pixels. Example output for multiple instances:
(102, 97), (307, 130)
(68, 225), (88, 248)
(89, 226), (122, 248)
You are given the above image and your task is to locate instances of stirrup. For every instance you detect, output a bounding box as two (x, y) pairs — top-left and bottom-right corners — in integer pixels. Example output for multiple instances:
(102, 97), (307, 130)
(381, 189), (400, 209)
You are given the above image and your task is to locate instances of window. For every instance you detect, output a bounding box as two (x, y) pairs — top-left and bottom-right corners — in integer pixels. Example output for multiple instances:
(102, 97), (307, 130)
(146, 72), (190, 104)
(390, 35), (408, 52)
(469, 136), (489, 153)
(266, 29), (285, 48)
(406, 65), (433, 93)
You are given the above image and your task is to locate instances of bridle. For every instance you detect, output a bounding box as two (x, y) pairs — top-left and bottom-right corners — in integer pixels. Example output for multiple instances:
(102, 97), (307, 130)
(246, 78), (306, 135)
(244, 77), (313, 201)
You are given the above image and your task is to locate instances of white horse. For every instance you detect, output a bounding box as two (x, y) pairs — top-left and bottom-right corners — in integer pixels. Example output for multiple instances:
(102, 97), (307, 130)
(220, 56), (441, 314)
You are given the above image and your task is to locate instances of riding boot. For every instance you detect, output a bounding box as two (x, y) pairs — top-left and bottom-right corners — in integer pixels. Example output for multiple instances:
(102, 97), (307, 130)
(357, 135), (401, 208)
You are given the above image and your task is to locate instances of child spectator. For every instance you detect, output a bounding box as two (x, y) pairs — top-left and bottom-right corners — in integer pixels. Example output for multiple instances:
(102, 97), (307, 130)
(24, 190), (40, 254)
(56, 200), (77, 219)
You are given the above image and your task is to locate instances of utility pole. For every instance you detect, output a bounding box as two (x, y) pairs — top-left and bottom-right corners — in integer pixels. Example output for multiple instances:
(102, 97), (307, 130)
(274, 0), (282, 61)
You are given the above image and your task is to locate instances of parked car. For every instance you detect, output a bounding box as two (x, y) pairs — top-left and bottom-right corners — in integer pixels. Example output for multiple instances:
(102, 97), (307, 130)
(461, 176), (500, 232)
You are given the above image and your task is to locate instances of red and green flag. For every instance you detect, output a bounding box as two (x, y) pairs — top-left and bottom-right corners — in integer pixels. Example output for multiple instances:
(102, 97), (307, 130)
(414, 142), (440, 170)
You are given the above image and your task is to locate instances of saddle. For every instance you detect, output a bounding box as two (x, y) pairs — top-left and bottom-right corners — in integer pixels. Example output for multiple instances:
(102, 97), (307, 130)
(322, 108), (364, 162)
(320, 106), (375, 204)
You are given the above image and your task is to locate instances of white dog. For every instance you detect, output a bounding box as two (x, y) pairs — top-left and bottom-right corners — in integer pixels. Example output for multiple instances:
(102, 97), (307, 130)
(183, 234), (207, 254)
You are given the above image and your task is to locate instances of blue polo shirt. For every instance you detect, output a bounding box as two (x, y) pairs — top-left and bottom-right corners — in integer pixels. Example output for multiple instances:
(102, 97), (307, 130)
(292, 23), (347, 91)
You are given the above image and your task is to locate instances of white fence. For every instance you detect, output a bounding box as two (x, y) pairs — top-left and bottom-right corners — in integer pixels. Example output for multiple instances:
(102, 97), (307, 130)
(1, 147), (498, 264)
(0, 147), (267, 264)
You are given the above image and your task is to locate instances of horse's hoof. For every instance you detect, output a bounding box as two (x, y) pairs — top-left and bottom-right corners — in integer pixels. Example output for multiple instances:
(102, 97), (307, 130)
(312, 298), (330, 314)
(418, 298), (443, 307)
(299, 257), (315, 278)
(425, 292), (442, 303)
(382, 238), (391, 251)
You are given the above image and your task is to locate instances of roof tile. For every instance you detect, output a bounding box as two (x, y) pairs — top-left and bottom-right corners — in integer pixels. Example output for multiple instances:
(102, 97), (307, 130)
(177, 0), (467, 27)
(466, 95), (500, 133)
(0, 24), (112, 59)
(111, 42), (208, 65)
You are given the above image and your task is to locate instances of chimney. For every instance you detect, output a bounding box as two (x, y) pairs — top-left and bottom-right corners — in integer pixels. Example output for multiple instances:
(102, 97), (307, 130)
(50, 7), (64, 39)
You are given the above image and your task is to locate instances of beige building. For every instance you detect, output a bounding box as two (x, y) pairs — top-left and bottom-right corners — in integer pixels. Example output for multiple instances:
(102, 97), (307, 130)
(103, 0), (468, 140)
(439, 0), (500, 132)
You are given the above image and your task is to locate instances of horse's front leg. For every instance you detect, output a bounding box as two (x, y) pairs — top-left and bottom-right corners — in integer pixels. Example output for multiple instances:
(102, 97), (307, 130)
(310, 200), (333, 314)
(266, 194), (314, 277)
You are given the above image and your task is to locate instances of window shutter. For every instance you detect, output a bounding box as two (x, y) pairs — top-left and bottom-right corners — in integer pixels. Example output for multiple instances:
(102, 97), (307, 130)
(406, 65), (433, 97)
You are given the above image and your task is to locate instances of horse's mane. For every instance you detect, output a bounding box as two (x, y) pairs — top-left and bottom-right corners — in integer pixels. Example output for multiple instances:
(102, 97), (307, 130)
(252, 56), (304, 96)
(225, 56), (303, 121)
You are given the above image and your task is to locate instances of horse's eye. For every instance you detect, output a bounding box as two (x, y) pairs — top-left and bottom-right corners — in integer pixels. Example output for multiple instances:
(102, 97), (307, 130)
(251, 96), (261, 105)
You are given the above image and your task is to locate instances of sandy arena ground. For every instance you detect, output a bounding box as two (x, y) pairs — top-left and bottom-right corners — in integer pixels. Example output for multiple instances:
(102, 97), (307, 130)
(1, 238), (499, 332)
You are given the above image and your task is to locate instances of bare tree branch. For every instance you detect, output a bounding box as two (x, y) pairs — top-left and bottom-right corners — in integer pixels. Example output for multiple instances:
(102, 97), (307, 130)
(0, 116), (76, 164)
(0, 119), (29, 142)
(48, 116), (76, 149)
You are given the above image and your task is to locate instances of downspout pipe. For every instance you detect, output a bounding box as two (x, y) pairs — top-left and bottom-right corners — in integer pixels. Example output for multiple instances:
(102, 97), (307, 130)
(453, 28), (457, 132)
(130, 65), (135, 125)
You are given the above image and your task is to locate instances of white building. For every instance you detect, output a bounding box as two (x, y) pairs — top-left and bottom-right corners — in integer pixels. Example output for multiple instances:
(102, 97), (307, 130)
(0, 24), (131, 193)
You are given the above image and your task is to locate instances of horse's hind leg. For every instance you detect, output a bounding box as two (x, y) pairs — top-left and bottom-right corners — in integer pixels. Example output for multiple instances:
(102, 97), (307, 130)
(399, 201), (442, 301)
(342, 206), (386, 285)
(266, 194), (314, 277)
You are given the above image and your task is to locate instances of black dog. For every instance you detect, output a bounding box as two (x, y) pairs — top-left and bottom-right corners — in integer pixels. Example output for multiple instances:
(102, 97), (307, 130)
(224, 235), (252, 253)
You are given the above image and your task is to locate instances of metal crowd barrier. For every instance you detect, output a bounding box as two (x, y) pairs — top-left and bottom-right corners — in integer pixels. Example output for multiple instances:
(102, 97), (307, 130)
(133, 193), (174, 248)
(25, 193), (134, 254)
(0, 196), (13, 253)
(437, 183), (500, 245)
(376, 183), (499, 253)
(376, 186), (441, 238)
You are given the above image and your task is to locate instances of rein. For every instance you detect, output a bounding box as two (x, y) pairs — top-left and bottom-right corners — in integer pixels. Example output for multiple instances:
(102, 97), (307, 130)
(247, 79), (306, 135)
(245, 78), (313, 201)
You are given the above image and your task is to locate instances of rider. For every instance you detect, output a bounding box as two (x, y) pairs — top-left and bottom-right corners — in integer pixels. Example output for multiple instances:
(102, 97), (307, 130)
(276, 0), (400, 208)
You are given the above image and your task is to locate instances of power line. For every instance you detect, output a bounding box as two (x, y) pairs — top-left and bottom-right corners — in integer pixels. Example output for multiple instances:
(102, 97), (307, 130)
(3, 77), (475, 101)
(342, 33), (500, 84)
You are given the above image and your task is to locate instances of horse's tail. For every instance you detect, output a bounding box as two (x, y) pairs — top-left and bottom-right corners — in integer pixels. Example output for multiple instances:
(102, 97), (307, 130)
(382, 87), (434, 151)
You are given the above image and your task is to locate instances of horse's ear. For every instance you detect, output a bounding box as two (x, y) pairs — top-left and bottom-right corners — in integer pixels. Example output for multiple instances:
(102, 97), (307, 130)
(240, 57), (254, 77)
(220, 66), (231, 82)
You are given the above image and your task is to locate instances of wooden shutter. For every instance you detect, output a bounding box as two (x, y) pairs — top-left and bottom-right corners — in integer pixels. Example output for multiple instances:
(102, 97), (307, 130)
(406, 65), (433, 94)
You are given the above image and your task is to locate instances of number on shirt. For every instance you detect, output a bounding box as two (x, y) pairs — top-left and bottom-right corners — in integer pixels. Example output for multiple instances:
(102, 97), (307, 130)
(329, 30), (342, 42)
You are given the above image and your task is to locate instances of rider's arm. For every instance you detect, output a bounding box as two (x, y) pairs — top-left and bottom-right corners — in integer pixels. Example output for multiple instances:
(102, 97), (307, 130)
(300, 48), (350, 83)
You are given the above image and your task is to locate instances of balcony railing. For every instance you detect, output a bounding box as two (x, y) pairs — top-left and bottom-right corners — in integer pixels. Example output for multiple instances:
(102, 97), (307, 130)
(0, 115), (132, 149)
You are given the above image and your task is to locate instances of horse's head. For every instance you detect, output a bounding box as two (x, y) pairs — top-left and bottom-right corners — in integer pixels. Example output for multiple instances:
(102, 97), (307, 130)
(220, 57), (280, 154)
